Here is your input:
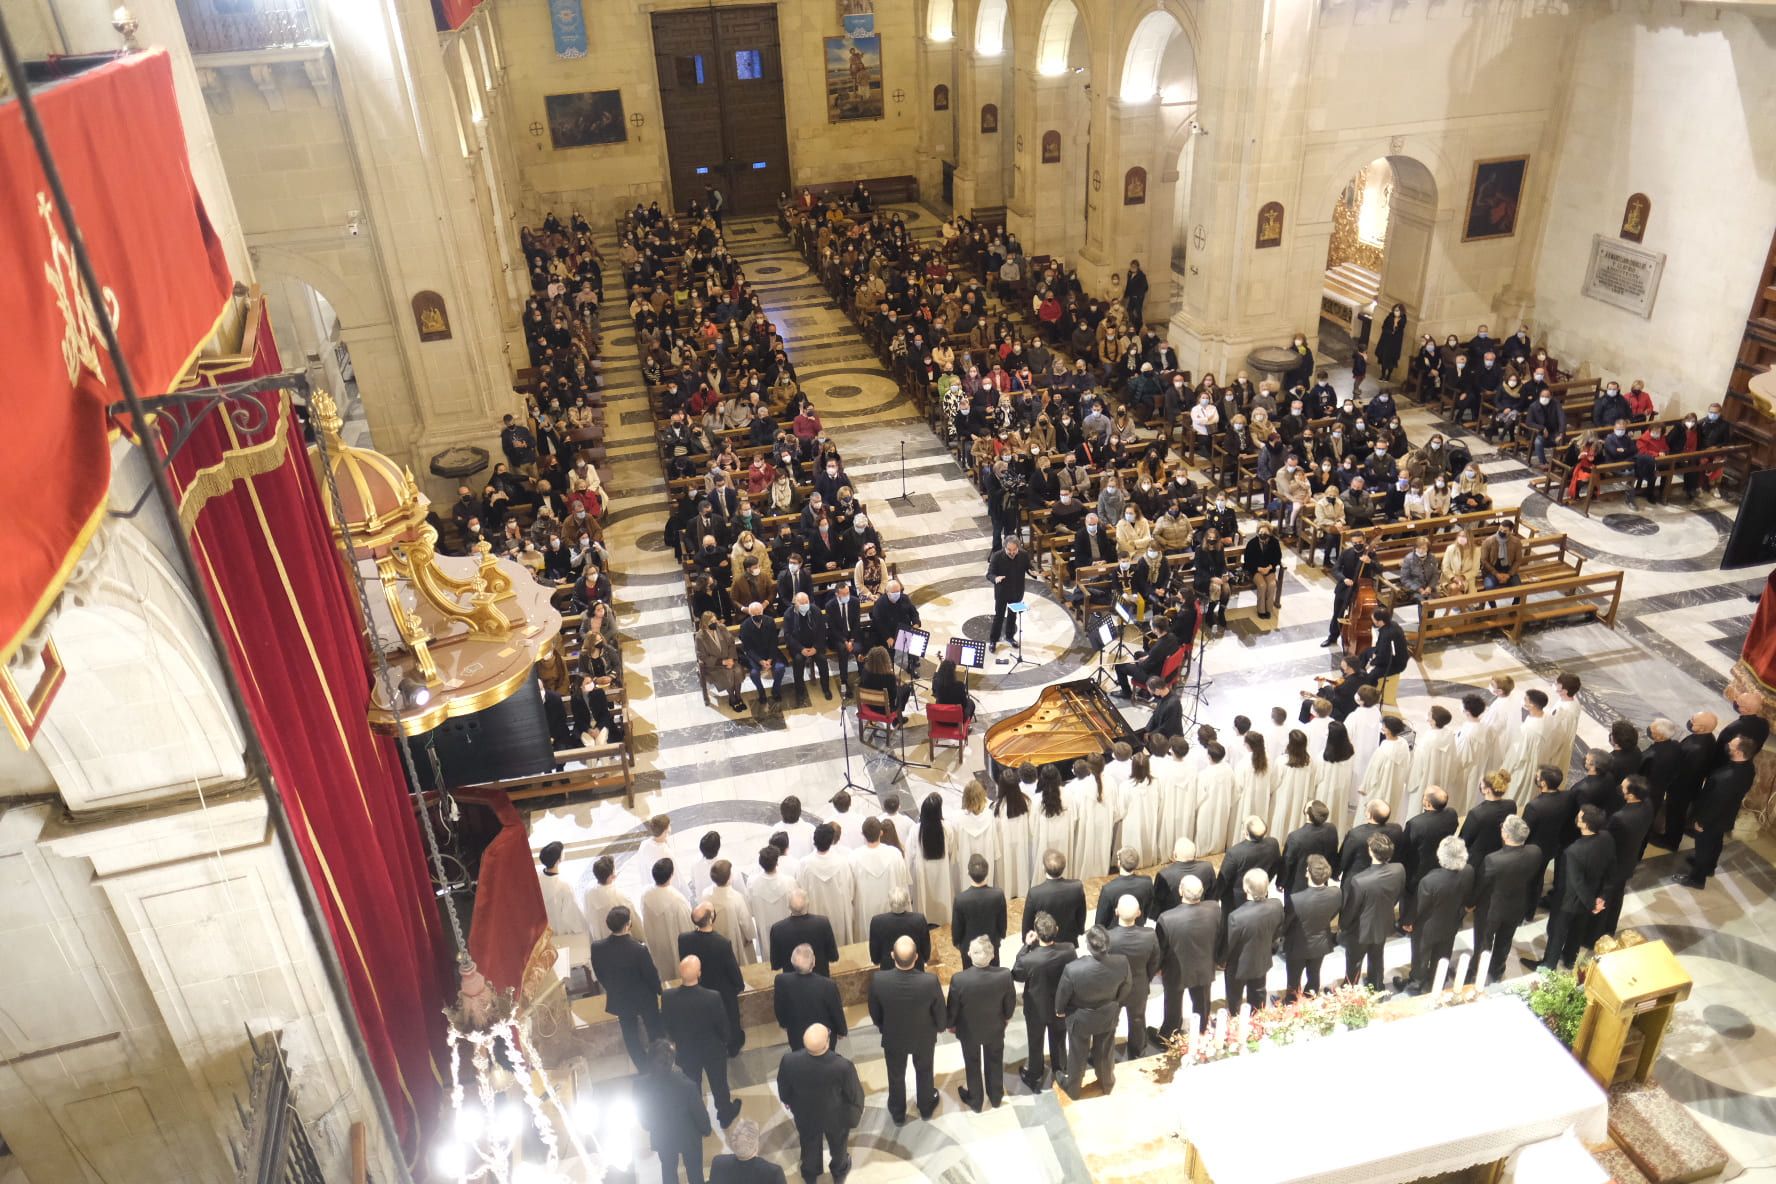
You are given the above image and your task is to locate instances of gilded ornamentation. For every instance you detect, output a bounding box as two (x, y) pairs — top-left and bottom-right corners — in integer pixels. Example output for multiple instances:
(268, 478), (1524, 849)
(1327, 164), (1387, 273)
(40, 192), (122, 388)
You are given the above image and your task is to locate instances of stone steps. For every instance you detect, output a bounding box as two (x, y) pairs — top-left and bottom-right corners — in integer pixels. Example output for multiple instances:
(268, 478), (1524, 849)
(1607, 1081), (1729, 1184)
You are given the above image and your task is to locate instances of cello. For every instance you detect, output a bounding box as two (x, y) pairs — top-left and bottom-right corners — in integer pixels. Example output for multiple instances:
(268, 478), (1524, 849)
(1341, 542), (1379, 658)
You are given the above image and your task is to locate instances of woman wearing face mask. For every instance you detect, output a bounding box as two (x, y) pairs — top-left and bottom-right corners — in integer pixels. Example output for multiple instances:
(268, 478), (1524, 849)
(1426, 473), (1452, 517)
(1243, 521), (1284, 620)
(1097, 474), (1127, 527)
(1454, 464), (1491, 512)
(1439, 529), (1480, 596)
(1376, 303), (1408, 380)
(1115, 504), (1153, 558)
(1194, 528), (1233, 628)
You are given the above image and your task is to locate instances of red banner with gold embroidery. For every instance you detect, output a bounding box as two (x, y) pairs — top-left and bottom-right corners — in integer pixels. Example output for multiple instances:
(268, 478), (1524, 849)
(0, 50), (233, 662)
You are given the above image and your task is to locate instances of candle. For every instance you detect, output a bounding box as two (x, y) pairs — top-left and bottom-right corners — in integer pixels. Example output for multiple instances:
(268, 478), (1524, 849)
(1431, 956), (1449, 997)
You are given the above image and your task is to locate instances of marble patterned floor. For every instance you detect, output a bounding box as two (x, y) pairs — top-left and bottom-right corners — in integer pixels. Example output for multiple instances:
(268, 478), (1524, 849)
(534, 209), (1776, 1181)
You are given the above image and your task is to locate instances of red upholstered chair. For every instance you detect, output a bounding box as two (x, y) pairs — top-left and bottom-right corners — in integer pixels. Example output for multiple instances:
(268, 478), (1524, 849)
(926, 702), (970, 758)
(856, 687), (904, 745)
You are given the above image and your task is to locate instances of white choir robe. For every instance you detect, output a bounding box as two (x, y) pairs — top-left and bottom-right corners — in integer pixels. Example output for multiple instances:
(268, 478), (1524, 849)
(1069, 779), (1118, 878)
(1104, 757), (1134, 853)
(578, 882), (637, 943)
(885, 812), (917, 853)
(1407, 725), (1463, 809)
(686, 856), (747, 907)
(1507, 714), (1550, 807)
(995, 808), (1034, 898)
(850, 843), (910, 939)
(832, 813), (869, 851)
(633, 836), (690, 903)
(539, 871), (588, 937)
(1347, 705), (1384, 787)
(1358, 737), (1412, 822)
(747, 871), (799, 945)
(1161, 755), (1200, 854)
(639, 885), (694, 983)
(784, 818), (819, 862)
(1269, 759), (1322, 840)
(1262, 724), (1294, 773)
(1450, 721), (1488, 814)
(701, 883), (758, 965)
(1120, 774), (1164, 866)
(1234, 760), (1276, 839)
(799, 849), (857, 946)
(1193, 763), (1237, 856)
(952, 810), (998, 886)
(1029, 805), (1076, 886)
(1540, 698), (1583, 779)
(1479, 692), (1521, 781)
(1303, 717), (1331, 764)
(910, 824), (957, 919)
(1313, 757), (1357, 836)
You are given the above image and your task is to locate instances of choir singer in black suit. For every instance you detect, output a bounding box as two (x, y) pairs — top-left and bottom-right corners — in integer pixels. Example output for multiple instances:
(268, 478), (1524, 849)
(1282, 855), (1339, 1000)
(951, 855), (1007, 967)
(1105, 894), (1160, 1059)
(1224, 869), (1284, 1011)
(587, 906), (662, 1070)
(680, 903), (747, 1056)
(1402, 836), (1473, 994)
(1524, 804), (1613, 971)
(868, 887), (931, 971)
(1155, 874), (1218, 1038)
(1152, 838), (1216, 917)
(773, 943), (846, 1053)
(1342, 834), (1405, 989)
(1465, 815), (1540, 986)
(708, 1118), (786, 1184)
(1026, 850), (1088, 944)
(1012, 911), (1076, 1090)
(947, 935), (1016, 1111)
(1281, 801), (1339, 894)
(1054, 926), (1131, 1096)
(1096, 847), (1156, 927)
(769, 890), (839, 976)
(776, 1025), (864, 1184)
(868, 936), (946, 1124)
(663, 955), (741, 1128)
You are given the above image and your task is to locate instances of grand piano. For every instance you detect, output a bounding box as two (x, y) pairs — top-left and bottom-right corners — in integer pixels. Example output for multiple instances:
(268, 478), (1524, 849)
(984, 678), (1138, 781)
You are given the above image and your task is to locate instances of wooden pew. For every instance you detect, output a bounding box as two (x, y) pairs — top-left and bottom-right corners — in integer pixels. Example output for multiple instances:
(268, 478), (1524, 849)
(1410, 570), (1624, 658)
(1544, 442), (1752, 517)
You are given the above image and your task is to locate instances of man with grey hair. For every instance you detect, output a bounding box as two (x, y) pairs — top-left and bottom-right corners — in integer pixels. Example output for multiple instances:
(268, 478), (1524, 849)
(868, 935), (945, 1123)
(1054, 925), (1131, 1095)
(868, 885), (931, 971)
(947, 934), (1015, 1110)
(1639, 717), (1682, 833)
(1013, 911), (1076, 1090)
(708, 1116), (785, 1183)
(783, 588), (832, 706)
(773, 942), (846, 1054)
(1155, 874), (1218, 1036)
(1096, 847), (1156, 928)
(1105, 894), (1161, 1059)
(1402, 835), (1474, 994)
(768, 887), (840, 976)
(1224, 869), (1283, 1011)
(1466, 813), (1541, 986)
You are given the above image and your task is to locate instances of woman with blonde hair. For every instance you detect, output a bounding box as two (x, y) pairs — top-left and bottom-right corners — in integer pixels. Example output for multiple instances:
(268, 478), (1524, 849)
(1440, 528), (1481, 596)
(694, 610), (747, 712)
(953, 781), (997, 887)
(729, 529), (772, 581)
(1114, 503), (1152, 558)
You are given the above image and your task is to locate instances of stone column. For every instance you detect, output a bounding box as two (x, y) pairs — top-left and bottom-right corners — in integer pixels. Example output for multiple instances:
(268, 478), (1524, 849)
(915, 35), (958, 204)
(1006, 71), (1083, 259)
(951, 49), (1008, 215)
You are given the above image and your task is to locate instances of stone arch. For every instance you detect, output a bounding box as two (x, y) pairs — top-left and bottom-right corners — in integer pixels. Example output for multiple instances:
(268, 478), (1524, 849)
(926, 0), (954, 43)
(974, 0), (1008, 57)
(1317, 139), (1453, 221)
(1314, 146), (1447, 327)
(1035, 0), (1080, 77)
(250, 242), (388, 336)
(1118, 10), (1185, 103)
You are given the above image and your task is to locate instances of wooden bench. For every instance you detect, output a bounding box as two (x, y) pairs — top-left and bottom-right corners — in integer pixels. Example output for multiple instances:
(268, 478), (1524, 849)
(456, 741), (633, 806)
(798, 175), (921, 206)
(1376, 533), (1580, 609)
(1539, 442), (1752, 516)
(1410, 569), (1624, 658)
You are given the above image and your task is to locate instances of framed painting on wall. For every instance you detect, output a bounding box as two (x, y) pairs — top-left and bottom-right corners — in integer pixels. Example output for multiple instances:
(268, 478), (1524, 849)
(1255, 201), (1284, 248)
(933, 83), (949, 111)
(1462, 155), (1528, 242)
(840, 0), (873, 36)
(544, 90), (627, 148)
(1123, 166), (1147, 206)
(980, 103), (998, 134)
(824, 34), (883, 122)
(1041, 130), (1061, 163)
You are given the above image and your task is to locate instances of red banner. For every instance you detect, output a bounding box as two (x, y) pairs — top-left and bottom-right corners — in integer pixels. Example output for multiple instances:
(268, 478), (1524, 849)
(437, 0), (486, 30)
(0, 51), (233, 662)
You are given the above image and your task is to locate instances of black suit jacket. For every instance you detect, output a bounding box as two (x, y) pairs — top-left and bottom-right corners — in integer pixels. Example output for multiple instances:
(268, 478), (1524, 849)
(777, 1048), (865, 1130)
(951, 885), (1007, 961)
(1146, 691), (1185, 738)
(773, 970), (847, 1050)
(1011, 941), (1077, 1018)
(1105, 924), (1161, 996)
(1074, 525), (1117, 568)
(662, 983), (730, 1066)
(1026, 878), (1088, 944)
(1153, 859), (1217, 915)
(709, 1153), (788, 1183)
(1155, 901), (1219, 987)
(1555, 833), (1614, 914)
(867, 966), (945, 1053)
(588, 934), (661, 1018)
(825, 595), (865, 651)
(1402, 808), (1459, 889)
(770, 914), (840, 976)
(868, 911), (931, 971)
(1695, 760), (1755, 831)
(783, 604), (830, 652)
(1460, 799), (1518, 877)
(1414, 865), (1476, 945)
(1638, 739), (1683, 812)
(637, 1063), (712, 1150)
(678, 929), (745, 999)
(1056, 953), (1131, 1031)
(1339, 821), (1405, 878)
(1474, 844), (1543, 939)
(1341, 861), (1406, 946)
(1281, 823), (1339, 894)
(1225, 898), (1284, 979)
(1677, 732), (1718, 797)
(1217, 837), (1283, 913)
(1521, 790), (1575, 865)
(1282, 884), (1340, 962)
(946, 965), (1016, 1044)
(1094, 874), (1156, 928)
(1605, 801), (1655, 889)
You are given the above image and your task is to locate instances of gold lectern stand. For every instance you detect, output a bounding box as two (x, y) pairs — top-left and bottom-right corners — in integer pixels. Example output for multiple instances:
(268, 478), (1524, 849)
(1573, 939), (1693, 1088)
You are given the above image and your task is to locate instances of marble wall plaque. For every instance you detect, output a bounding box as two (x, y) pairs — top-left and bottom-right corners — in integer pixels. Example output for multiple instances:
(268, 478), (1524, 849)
(1582, 234), (1664, 319)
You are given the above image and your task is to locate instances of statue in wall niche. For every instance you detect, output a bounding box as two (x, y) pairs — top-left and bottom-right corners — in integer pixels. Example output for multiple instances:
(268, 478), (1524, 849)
(412, 290), (452, 342)
(1620, 193), (1650, 244)
(1042, 130), (1061, 164)
(981, 104), (999, 134)
(933, 83), (949, 111)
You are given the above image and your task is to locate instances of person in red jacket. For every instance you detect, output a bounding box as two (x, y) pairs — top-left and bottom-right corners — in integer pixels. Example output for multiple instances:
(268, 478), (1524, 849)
(1624, 380), (1657, 422)
(1565, 435), (1599, 502)
(1630, 426), (1668, 508)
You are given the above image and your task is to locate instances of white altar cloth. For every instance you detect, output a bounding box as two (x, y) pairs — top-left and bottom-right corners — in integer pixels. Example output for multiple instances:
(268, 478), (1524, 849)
(1173, 998), (1608, 1184)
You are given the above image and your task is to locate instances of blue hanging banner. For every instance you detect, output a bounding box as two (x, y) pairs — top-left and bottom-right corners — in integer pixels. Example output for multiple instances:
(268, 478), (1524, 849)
(551, 0), (588, 59)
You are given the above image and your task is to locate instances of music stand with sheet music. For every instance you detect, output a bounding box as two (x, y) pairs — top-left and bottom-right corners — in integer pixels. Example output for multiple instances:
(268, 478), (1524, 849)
(945, 638), (987, 670)
(996, 601), (1038, 672)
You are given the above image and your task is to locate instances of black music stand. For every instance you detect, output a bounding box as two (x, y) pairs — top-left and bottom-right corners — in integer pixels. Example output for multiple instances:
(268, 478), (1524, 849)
(996, 601), (1039, 673)
(1180, 609), (1215, 731)
(1087, 611), (1122, 693)
(835, 698), (874, 800)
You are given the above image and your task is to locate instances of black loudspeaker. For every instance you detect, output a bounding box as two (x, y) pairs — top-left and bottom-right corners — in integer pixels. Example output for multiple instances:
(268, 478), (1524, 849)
(1721, 469), (1776, 570)
(407, 671), (555, 791)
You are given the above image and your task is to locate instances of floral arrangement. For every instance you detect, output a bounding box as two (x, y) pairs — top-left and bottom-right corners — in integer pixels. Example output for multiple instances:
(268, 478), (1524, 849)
(1162, 985), (1382, 1068)
(1513, 966), (1589, 1048)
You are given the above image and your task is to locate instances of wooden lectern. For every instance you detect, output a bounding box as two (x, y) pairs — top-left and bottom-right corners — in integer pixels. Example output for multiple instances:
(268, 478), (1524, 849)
(1573, 939), (1692, 1088)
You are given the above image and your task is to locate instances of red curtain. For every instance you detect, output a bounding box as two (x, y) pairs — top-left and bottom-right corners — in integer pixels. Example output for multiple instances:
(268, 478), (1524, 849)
(160, 377), (447, 1159)
(0, 50), (232, 663)
(436, 0), (486, 30)
(1741, 570), (1776, 691)
(456, 789), (548, 994)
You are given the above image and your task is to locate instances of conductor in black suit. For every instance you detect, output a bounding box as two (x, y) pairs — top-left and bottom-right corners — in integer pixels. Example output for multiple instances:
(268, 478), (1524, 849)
(1282, 855), (1340, 999)
(987, 537), (1034, 650)
(1281, 801), (1339, 895)
(1154, 874), (1218, 1037)
(776, 1025), (864, 1184)
(951, 854), (1007, 967)
(773, 943), (846, 1053)
(1095, 847), (1157, 928)
(587, 906), (662, 1070)
(1152, 837), (1216, 917)
(1403, 836), (1475, 994)
(1224, 868), (1284, 1011)
(708, 1118), (787, 1184)
(947, 934), (1016, 1111)
(1104, 894), (1161, 1059)
(1524, 804), (1613, 971)
(868, 888), (931, 971)
(1341, 833), (1406, 989)
(1054, 926), (1131, 1095)
(769, 890), (839, 976)
(1026, 850), (1088, 944)
(680, 903), (747, 1056)
(868, 936), (946, 1124)
(1465, 814), (1540, 986)
(1012, 911), (1076, 1090)
(1400, 788), (1458, 927)
(636, 1039), (712, 1184)
(663, 955), (741, 1127)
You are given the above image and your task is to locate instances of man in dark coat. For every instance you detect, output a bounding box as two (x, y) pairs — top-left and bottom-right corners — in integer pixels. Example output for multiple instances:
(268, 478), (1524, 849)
(1152, 837), (1216, 917)
(1026, 850), (1088, 944)
(1281, 801), (1339, 895)
(1218, 818), (1284, 925)
(1660, 711), (1718, 849)
(1154, 875), (1219, 1038)
(952, 855), (1008, 967)
(637, 1039), (713, 1184)
(824, 582), (867, 698)
(1466, 814), (1541, 986)
(1054, 926), (1131, 1095)
(769, 891), (840, 976)
(588, 906), (662, 1069)
(777, 1025), (864, 1184)
(737, 601), (787, 705)
(1596, 776), (1656, 938)
(1339, 799), (1405, 878)
(773, 942), (847, 1053)
(1676, 735), (1757, 889)
(947, 934), (1017, 1111)
(1095, 846), (1157, 927)
(708, 1117), (787, 1184)
(1459, 775), (1518, 901)
(663, 955), (741, 1127)
(1638, 717), (1685, 822)
(1104, 894), (1161, 1059)
(1403, 837), (1475, 993)
(1520, 765), (1576, 920)
(1224, 870), (1285, 1011)
(868, 936), (947, 1123)
(1012, 911), (1076, 1090)
(870, 580), (922, 665)
(1144, 677), (1186, 740)
(987, 537), (1034, 650)
(1715, 691), (1770, 765)
(1400, 788), (1459, 927)
(679, 904), (747, 1056)
(782, 591), (832, 706)
(868, 888), (932, 971)
(1342, 833), (1406, 989)
(1525, 805), (1613, 970)
(1282, 855), (1340, 999)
